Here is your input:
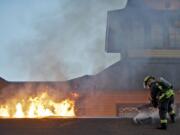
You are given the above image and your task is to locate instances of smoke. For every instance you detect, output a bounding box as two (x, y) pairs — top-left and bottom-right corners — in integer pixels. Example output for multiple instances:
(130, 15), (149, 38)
(104, 0), (180, 90)
(0, 83), (69, 103)
(4, 0), (126, 81)
(133, 109), (159, 124)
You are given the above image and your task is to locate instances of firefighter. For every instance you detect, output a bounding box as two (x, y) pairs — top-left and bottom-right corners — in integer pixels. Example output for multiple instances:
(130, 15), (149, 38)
(143, 76), (176, 130)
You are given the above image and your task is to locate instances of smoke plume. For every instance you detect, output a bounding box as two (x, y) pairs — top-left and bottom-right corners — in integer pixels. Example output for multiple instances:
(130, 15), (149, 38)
(5, 0), (126, 81)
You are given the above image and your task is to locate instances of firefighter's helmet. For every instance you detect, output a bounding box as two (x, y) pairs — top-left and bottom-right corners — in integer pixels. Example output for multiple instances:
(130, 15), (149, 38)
(143, 76), (155, 88)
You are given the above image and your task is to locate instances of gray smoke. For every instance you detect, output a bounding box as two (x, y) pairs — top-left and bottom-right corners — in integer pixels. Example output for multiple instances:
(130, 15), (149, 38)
(6, 0), (126, 81)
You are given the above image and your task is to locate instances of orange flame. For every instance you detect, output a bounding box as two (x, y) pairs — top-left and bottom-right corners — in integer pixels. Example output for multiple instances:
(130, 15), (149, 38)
(0, 92), (77, 118)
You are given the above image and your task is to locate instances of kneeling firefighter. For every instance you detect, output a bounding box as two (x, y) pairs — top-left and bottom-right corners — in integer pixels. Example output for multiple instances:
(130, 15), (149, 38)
(143, 76), (176, 130)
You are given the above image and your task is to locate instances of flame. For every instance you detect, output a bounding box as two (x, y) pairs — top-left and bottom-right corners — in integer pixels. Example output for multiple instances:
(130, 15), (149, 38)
(14, 103), (25, 118)
(0, 106), (10, 117)
(0, 92), (77, 118)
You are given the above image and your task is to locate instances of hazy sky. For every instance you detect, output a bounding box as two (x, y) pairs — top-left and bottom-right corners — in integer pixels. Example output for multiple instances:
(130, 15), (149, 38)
(0, 0), (126, 81)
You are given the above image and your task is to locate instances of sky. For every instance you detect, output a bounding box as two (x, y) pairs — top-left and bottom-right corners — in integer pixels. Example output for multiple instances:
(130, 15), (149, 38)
(0, 0), (126, 81)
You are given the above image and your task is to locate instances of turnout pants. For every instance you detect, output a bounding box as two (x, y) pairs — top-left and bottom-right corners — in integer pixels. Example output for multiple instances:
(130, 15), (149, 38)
(158, 96), (175, 124)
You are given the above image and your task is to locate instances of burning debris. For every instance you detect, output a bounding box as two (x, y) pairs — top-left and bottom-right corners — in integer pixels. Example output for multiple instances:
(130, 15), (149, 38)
(0, 91), (78, 118)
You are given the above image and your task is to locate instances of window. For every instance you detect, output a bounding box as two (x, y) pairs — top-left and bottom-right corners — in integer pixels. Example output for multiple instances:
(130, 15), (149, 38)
(169, 20), (180, 48)
(151, 23), (164, 49)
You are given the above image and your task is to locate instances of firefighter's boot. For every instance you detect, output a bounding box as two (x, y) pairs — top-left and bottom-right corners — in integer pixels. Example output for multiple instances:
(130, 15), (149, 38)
(157, 123), (167, 130)
(170, 114), (176, 123)
(157, 120), (167, 130)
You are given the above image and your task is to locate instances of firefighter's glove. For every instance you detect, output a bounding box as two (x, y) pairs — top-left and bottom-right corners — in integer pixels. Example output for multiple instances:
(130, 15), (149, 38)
(151, 100), (158, 108)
